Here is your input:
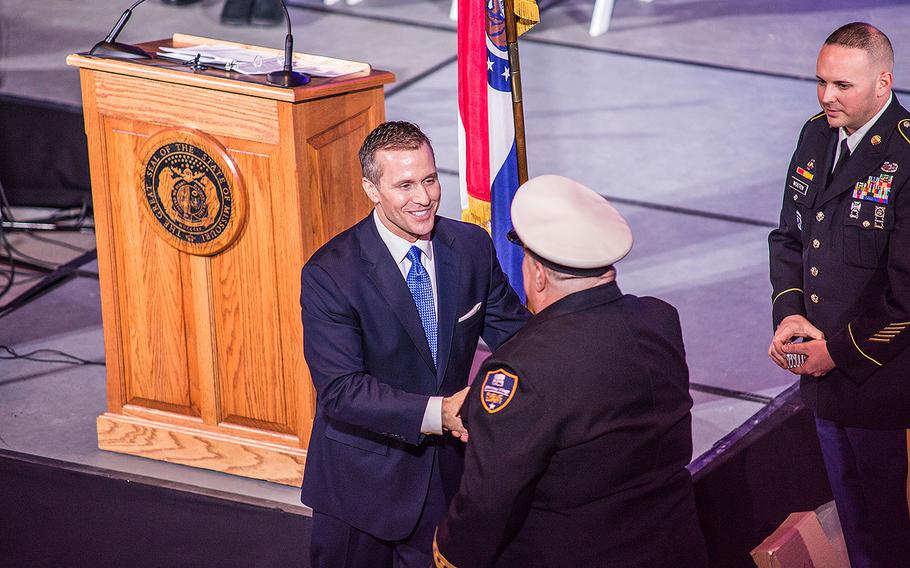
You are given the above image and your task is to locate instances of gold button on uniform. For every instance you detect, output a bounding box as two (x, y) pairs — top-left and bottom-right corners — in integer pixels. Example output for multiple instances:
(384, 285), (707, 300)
(816, 211), (825, 222)
(793, 194), (799, 201)
(811, 294), (819, 304)
(810, 267), (819, 277)
(812, 239), (821, 249)
(863, 220), (870, 228)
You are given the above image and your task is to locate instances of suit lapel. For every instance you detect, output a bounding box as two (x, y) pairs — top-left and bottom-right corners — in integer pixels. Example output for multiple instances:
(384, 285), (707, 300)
(359, 217), (436, 373)
(818, 97), (900, 208)
(432, 223), (460, 389)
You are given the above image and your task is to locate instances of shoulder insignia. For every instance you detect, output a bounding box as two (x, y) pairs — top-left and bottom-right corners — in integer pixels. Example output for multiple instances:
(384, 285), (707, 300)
(898, 119), (910, 145)
(809, 111), (826, 122)
(480, 368), (518, 413)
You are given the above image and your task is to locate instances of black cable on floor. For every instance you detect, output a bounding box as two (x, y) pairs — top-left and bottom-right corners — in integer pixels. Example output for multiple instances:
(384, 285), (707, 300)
(0, 177), (96, 305)
(689, 382), (773, 405)
(0, 345), (104, 366)
(0, 226), (17, 302)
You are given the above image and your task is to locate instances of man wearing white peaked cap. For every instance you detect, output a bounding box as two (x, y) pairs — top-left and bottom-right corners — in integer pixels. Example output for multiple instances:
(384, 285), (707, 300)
(433, 174), (708, 568)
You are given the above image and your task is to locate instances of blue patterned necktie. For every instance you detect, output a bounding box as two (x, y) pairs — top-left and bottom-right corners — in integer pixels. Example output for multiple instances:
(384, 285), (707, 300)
(405, 245), (437, 366)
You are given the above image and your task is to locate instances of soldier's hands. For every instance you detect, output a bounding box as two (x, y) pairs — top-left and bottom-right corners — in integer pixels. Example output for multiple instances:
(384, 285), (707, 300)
(782, 339), (835, 377)
(769, 315), (825, 369)
(442, 387), (470, 443)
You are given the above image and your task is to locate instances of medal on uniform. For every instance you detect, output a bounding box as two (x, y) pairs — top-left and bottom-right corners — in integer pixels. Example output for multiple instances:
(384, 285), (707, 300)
(881, 162), (898, 173)
(850, 200), (862, 219)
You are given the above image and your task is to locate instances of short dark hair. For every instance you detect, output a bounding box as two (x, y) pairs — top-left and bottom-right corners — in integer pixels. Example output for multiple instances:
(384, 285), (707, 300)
(825, 22), (893, 67)
(359, 121), (433, 184)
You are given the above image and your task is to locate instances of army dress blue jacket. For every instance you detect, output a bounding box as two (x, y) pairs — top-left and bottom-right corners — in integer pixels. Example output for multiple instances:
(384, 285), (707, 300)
(769, 95), (910, 428)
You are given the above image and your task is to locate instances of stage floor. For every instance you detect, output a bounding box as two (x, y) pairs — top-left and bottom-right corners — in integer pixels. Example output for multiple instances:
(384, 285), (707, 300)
(3, 0), (908, 512)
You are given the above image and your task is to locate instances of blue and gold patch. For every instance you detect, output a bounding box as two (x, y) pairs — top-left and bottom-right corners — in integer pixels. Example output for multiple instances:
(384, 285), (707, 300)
(480, 368), (518, 414)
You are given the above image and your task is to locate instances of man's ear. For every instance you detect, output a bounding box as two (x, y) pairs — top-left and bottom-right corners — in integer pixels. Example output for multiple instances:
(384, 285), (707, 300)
(362, 177), (380, 204)
(877, 71), (893, 97)
(534, 260), (547, 293)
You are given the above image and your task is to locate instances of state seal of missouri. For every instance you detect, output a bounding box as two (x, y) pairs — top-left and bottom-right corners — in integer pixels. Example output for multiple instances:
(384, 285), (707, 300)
(138, 130), (246, 256)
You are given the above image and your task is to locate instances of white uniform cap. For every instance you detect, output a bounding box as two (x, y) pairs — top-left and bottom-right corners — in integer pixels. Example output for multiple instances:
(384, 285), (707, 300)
(508, 175), (633, 275)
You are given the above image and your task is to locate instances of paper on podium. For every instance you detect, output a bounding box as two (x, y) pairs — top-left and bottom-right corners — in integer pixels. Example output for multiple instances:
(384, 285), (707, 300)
(157, 44), (371, 77)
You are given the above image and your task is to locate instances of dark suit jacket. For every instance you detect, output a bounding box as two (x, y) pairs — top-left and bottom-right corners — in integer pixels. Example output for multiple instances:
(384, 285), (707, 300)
(299, 214), (529, 540)
(434, 283), (708, 568)
(769, 95), (910, 427)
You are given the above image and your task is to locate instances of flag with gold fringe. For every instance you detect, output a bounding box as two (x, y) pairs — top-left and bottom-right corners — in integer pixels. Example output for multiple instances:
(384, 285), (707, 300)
(457, 0), (538, 300)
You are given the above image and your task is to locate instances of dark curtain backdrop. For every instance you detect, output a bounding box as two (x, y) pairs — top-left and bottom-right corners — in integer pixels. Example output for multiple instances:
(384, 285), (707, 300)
(0, 95), (91, 209)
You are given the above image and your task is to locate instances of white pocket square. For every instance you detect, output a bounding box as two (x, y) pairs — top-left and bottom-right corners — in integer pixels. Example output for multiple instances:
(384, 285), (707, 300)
(457, 302), (483, 323)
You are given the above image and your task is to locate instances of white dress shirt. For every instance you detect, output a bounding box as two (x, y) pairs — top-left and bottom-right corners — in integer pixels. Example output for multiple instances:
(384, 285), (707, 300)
(833, 92), (893, 168)
(372, 211), (444, 435)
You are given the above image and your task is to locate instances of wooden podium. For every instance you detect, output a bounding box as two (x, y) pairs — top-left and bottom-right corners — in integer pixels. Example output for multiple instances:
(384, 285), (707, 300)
(67, 35), (394, 485)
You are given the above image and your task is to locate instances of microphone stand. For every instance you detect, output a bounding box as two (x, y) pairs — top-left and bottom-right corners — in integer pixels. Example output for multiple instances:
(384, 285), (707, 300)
(89, 0), (151, 60)
(266, 0), (311, 87)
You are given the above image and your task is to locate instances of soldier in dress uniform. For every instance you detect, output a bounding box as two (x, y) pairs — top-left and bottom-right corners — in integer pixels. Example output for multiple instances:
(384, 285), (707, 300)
(768, 23), (910, 568)
(433, 175), (709, 568)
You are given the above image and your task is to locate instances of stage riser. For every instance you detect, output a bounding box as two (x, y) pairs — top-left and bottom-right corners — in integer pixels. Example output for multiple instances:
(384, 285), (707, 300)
(2, 386), (829, 567)
(691, 386), (833, 568)
(0, 450), (311, 567)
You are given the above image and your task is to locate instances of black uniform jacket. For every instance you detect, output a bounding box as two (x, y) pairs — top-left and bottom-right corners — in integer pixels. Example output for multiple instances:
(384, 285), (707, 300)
(769, 96), (910, 428)
(433, 282), (708, 568)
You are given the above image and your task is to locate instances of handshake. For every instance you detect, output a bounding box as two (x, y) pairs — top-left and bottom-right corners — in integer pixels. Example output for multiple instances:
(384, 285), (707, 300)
(442, 386), (471, 443)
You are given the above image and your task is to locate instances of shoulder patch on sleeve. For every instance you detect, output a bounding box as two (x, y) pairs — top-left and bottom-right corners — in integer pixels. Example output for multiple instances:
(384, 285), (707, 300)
(480, 368), (519, 413)
(898, 119), (910, 145)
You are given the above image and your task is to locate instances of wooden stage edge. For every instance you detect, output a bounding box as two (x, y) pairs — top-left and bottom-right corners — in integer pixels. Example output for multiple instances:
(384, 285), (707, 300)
(97, 413), (306, 486)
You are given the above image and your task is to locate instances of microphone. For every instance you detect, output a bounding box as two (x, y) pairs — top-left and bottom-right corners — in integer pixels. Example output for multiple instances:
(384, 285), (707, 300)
(266, 1), (311, 88)
(89, 0), (152, 60)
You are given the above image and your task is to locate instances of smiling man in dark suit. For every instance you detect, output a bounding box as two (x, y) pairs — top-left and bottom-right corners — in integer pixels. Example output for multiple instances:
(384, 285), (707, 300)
(768, 23), (910, 568)
(299, 121), (529, 567)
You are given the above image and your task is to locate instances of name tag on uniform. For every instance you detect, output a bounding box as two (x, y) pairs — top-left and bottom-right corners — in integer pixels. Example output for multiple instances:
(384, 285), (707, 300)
(789, 176), (809, 195)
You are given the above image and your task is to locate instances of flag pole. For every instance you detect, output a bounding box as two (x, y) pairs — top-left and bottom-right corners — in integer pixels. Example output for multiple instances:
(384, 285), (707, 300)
(502, 0), (529, 185)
